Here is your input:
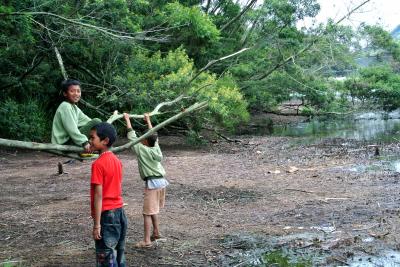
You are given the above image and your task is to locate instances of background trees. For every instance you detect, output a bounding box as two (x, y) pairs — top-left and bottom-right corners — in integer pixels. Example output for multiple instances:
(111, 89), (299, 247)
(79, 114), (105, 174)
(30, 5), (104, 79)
(1, 0), (396, 142)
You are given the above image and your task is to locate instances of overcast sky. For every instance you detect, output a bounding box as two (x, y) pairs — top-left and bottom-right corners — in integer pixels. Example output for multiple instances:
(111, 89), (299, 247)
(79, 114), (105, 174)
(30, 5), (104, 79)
(298, 0), (399, 31)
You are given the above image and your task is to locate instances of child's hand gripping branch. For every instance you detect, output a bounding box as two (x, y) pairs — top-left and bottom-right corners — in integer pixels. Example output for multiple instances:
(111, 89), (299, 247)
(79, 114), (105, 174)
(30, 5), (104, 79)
(143, 113), (153, 129)
(123, 113), (133, 130)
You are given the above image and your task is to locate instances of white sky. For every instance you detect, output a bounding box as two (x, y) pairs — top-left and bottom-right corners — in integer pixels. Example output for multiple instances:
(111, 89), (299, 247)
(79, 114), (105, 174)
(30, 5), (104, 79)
(298, 0), (400, 31)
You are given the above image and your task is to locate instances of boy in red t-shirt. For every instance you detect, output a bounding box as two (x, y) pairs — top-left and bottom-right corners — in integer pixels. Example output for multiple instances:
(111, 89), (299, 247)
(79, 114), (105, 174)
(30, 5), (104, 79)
(89, 122), (127, 267)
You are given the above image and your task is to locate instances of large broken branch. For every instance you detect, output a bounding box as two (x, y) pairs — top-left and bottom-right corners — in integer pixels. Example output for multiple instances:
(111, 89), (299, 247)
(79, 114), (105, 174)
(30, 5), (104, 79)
(0, 101), (208, 156)
(0, 139), (83, 152)
(54, 46), (68, 79)
(106, 94), (190, 123)
(1, 12), (170, 43)
(112, 101), (208, 152)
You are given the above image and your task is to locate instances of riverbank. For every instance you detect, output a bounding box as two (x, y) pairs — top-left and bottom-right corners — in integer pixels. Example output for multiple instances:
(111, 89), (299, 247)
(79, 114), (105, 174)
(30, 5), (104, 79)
(1, 134), (400, 266)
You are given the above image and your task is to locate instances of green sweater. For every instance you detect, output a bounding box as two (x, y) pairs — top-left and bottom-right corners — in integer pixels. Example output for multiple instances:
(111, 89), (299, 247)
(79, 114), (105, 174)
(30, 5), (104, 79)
(51, 101), (91, 146)
(127, 129), (166, 180)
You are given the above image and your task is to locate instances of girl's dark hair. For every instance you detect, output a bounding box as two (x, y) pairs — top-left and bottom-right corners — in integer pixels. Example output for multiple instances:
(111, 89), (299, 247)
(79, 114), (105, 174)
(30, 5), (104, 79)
(92, 122), (117, 147)
(61, 79), (81, 93)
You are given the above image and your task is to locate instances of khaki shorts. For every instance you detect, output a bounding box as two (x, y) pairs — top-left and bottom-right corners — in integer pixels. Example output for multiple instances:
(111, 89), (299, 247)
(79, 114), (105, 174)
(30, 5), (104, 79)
(143, 187), (166, 215)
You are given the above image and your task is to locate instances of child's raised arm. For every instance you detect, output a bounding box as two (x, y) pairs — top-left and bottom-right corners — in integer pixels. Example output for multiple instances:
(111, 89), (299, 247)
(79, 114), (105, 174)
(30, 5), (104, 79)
(123, 113), (133, 129)
(144, 113), (153, 129)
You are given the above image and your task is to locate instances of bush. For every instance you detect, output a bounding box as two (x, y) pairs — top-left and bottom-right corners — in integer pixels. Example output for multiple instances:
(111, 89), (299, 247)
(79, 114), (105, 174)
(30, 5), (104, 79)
(0, 99), (50, 142)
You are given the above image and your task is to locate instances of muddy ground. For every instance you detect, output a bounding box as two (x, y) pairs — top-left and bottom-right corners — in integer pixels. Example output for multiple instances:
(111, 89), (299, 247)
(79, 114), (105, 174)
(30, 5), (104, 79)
(1, 134), (400, 266)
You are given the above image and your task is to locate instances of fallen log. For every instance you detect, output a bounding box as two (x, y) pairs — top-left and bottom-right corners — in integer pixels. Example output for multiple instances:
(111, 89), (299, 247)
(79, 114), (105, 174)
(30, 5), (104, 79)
(0, 101), (208, 158)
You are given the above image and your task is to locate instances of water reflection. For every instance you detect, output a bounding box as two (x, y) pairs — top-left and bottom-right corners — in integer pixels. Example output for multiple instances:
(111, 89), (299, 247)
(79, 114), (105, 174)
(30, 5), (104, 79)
(272, 112), (400, 142)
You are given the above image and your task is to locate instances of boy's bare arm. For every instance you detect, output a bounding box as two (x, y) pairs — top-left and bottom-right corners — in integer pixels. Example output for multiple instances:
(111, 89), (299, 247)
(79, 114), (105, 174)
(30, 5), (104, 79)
(144, 113), (153, 129)
(123, 113), (133, 129)
(92, 184), (102, 240)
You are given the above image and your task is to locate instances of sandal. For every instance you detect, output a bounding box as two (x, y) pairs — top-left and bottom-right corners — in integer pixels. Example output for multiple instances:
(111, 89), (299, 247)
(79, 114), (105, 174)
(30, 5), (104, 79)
(151, 235), (166, 242)
(134, 241), (153, 248)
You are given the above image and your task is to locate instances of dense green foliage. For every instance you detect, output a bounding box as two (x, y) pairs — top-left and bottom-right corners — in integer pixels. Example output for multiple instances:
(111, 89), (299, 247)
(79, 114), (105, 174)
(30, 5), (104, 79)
(0, 0), (398, 141)
(343, 25), (400, 111)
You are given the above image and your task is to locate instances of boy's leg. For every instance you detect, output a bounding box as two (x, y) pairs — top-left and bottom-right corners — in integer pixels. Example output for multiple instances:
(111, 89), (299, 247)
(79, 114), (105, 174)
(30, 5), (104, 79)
(95, 229), (117, 267)
(151, 214), (160, 238)
(151, 187), (165, 239)
(116, 208), (127, 267)
(95, 209), (122, 267)
(79, 118), (102, 137)
(143, 214), (152, 244)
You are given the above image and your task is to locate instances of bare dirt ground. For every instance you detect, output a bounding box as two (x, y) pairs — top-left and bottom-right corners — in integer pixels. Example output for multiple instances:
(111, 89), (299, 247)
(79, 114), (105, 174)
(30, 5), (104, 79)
(1, 135), (400, 266)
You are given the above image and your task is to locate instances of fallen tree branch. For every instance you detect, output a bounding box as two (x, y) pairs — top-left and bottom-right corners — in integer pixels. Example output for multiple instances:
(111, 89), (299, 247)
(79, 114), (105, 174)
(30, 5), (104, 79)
(202, 126), (242, 143)
(112, 101), (208, 153)
(54, 46), (68, 79)
(284, 188), (315, 194)
(1, 12), (170, 43)
(0, 101), (208, 156)
(106, 94), (189, 123)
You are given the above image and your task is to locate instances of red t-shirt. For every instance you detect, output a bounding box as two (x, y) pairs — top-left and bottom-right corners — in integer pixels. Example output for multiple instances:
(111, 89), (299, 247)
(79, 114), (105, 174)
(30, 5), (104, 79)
(90, 151), (123, 215)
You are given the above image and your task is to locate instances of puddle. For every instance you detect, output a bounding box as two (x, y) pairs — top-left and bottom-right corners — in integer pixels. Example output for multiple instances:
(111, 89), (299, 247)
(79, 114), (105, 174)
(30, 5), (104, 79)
(347, 250), (400, 267)
(391, 160), (400, 172)
(340, 159), (400, 174)
(218, 231), (400, 266)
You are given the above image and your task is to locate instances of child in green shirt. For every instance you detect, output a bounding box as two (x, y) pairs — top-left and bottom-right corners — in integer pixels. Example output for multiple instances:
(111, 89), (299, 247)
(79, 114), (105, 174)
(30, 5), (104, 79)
(123, 112), (168, 248)
(51, 79), (101, 152)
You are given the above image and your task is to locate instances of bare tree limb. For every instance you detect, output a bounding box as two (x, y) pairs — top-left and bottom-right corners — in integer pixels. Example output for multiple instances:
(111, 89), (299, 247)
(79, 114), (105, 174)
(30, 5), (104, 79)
(1, 12), (170, 43)
(248, 0), (371, 83)
(188, 47), (251, 85)
(54, 46), (68, 79)
(106, 94), (190, 123)
(220, 0), (257, 32)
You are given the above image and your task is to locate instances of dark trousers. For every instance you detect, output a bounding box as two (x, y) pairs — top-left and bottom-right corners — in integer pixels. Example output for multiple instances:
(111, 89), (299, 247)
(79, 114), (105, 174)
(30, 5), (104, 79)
(95, 208), (127, 267)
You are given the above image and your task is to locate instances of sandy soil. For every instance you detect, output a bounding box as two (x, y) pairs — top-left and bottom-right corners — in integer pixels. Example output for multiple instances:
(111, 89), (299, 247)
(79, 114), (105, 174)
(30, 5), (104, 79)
(1, 135), (400, 266)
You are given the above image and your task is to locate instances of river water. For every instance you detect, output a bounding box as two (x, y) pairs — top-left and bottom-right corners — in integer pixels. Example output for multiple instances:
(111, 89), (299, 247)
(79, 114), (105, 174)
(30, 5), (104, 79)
(271, 110), (400, 143)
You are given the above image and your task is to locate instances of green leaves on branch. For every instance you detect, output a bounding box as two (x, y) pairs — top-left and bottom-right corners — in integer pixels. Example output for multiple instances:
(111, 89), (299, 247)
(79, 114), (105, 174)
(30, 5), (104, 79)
(345, 66), (400, 111)
(164, 2), (219, 41)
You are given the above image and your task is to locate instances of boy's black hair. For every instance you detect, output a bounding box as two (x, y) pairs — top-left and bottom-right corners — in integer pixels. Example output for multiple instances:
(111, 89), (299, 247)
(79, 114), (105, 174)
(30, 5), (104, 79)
(92, 122), (117, 147)
(146, 131), (158, 147)
(61, 79), (81, 93)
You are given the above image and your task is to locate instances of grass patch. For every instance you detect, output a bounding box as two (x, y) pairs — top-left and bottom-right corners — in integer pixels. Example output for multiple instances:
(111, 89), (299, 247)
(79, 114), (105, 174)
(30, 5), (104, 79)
(262, 250), (312, 267)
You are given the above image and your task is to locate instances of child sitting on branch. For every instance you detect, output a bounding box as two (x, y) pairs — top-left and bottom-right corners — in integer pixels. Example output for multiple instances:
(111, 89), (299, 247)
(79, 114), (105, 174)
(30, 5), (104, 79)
(51, 79), (101, 152)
